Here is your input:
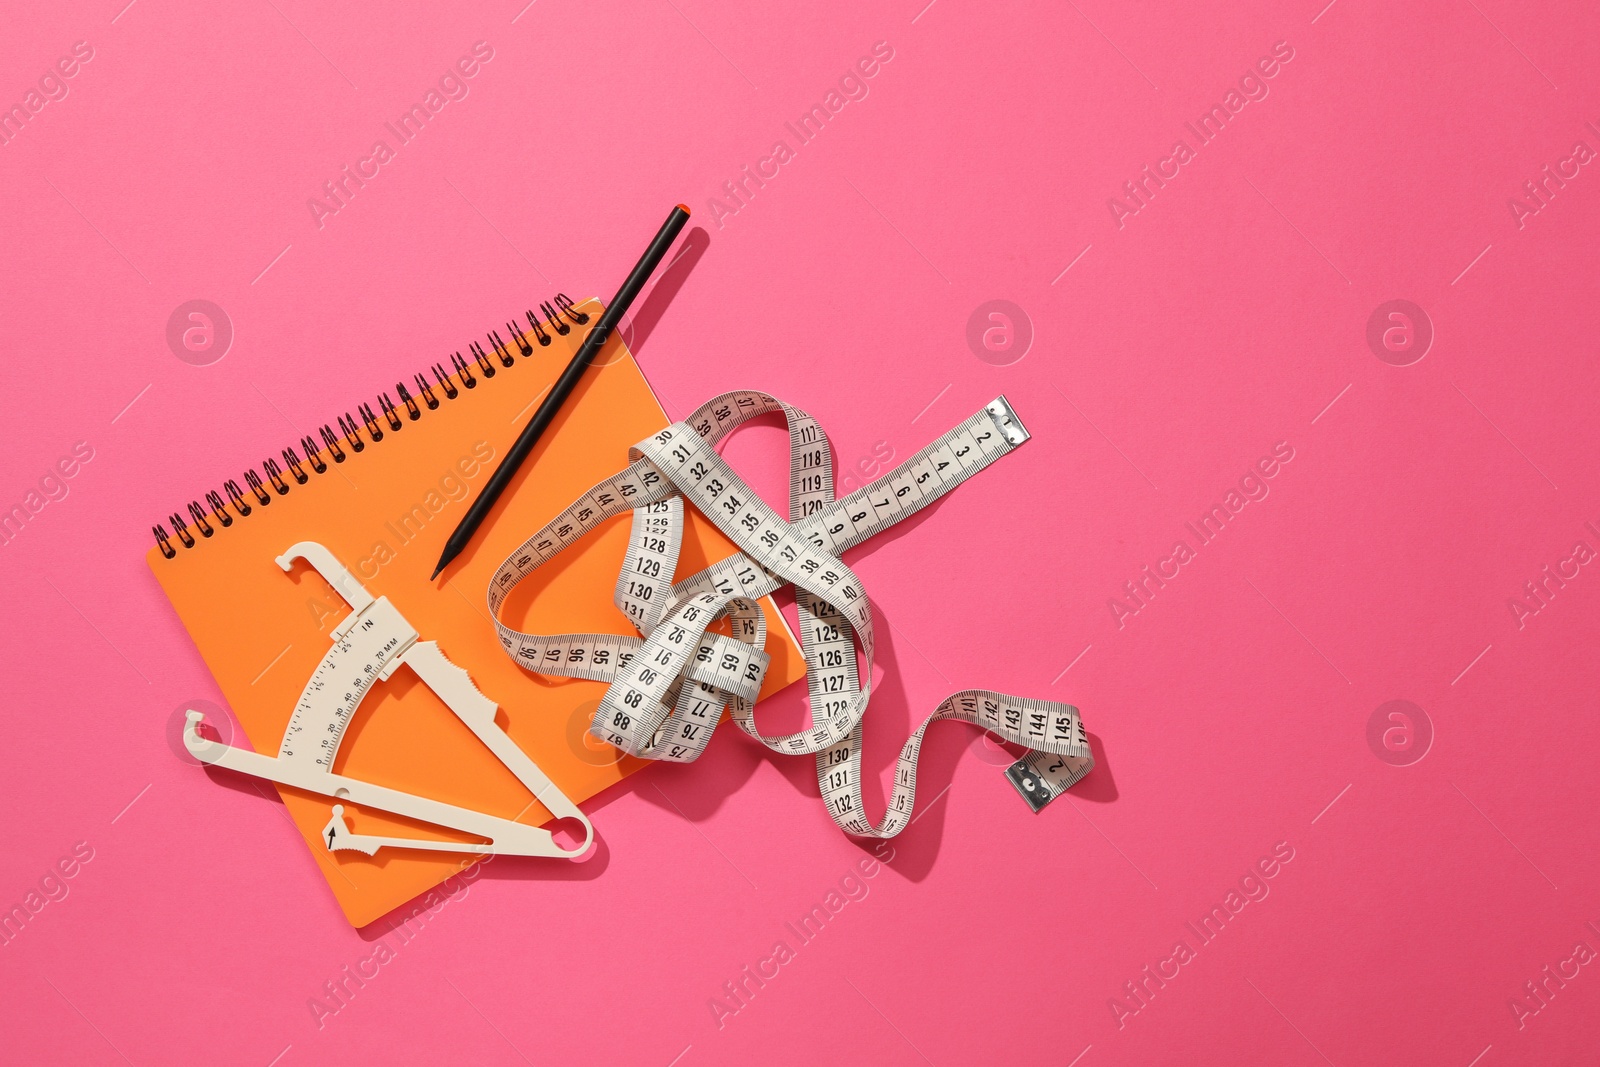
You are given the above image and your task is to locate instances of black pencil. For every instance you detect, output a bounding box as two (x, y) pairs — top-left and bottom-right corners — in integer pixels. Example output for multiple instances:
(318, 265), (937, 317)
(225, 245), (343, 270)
(430, 204), (692, 580)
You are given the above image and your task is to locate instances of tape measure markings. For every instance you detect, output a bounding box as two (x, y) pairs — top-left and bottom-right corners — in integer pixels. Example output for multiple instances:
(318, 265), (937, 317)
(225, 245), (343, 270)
(487, 391), (1091, 836)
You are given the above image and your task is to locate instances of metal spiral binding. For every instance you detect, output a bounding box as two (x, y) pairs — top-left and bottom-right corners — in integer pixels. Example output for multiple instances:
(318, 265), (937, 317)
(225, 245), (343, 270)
(152, 293), (587, 559)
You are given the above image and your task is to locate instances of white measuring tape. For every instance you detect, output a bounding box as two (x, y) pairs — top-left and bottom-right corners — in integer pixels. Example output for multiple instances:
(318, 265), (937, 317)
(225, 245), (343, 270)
(488, 391), (1093, 837)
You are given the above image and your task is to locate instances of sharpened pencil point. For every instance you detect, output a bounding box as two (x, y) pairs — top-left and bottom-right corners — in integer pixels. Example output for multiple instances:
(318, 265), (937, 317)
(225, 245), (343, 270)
(430, 564), (445, 580)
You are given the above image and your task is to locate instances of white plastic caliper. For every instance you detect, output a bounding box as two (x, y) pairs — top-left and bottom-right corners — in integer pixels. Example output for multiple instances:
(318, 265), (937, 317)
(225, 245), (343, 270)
(183, 541), (592, 859)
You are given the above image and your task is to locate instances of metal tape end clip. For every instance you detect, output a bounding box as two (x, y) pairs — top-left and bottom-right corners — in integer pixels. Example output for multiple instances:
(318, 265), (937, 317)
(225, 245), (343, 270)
(986, 396), (1030, 446)
(1005, 759), (1056, 813)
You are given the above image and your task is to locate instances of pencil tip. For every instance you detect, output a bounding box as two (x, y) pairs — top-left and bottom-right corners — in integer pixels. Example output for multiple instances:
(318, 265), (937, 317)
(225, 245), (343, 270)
(430, 564), (445, 580)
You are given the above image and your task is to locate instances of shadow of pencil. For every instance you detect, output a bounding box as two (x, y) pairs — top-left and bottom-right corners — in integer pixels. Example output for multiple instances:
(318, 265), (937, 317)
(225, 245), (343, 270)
(619, 226), (710, 355)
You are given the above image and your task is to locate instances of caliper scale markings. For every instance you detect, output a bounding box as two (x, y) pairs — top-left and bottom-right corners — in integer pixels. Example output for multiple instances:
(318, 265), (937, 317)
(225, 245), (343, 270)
(183, 542), (595, 859)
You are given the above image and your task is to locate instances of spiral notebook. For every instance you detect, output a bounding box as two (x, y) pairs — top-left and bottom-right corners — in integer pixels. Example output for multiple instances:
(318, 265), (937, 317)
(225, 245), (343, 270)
(147, 295), (806, 927)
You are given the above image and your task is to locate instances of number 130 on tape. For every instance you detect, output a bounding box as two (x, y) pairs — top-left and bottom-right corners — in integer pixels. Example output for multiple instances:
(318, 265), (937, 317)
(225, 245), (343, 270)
(487, 391), (1094, 836)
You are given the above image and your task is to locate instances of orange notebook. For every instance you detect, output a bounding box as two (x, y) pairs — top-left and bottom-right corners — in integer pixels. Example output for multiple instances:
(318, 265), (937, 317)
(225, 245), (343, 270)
(148, 297), (804, 927)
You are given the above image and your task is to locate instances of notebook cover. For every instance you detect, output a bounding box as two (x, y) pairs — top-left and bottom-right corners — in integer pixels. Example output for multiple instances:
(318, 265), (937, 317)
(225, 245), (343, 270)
(147, 298), (805, 927)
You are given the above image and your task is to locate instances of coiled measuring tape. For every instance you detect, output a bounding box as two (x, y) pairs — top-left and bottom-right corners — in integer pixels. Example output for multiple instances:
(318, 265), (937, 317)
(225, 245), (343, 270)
(487, 391), (1093, 837)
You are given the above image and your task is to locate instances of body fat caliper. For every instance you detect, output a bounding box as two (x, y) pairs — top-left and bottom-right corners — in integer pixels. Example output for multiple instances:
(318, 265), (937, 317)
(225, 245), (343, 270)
(183, 541), (592, 859)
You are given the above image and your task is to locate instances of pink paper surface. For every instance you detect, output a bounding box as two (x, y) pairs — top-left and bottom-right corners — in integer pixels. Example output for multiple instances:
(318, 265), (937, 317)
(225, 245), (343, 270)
(4, 1), (1600, 1064)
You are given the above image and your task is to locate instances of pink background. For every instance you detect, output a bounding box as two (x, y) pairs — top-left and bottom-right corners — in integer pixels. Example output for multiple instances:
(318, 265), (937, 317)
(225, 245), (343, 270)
(4, 0), (1600, 1063)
